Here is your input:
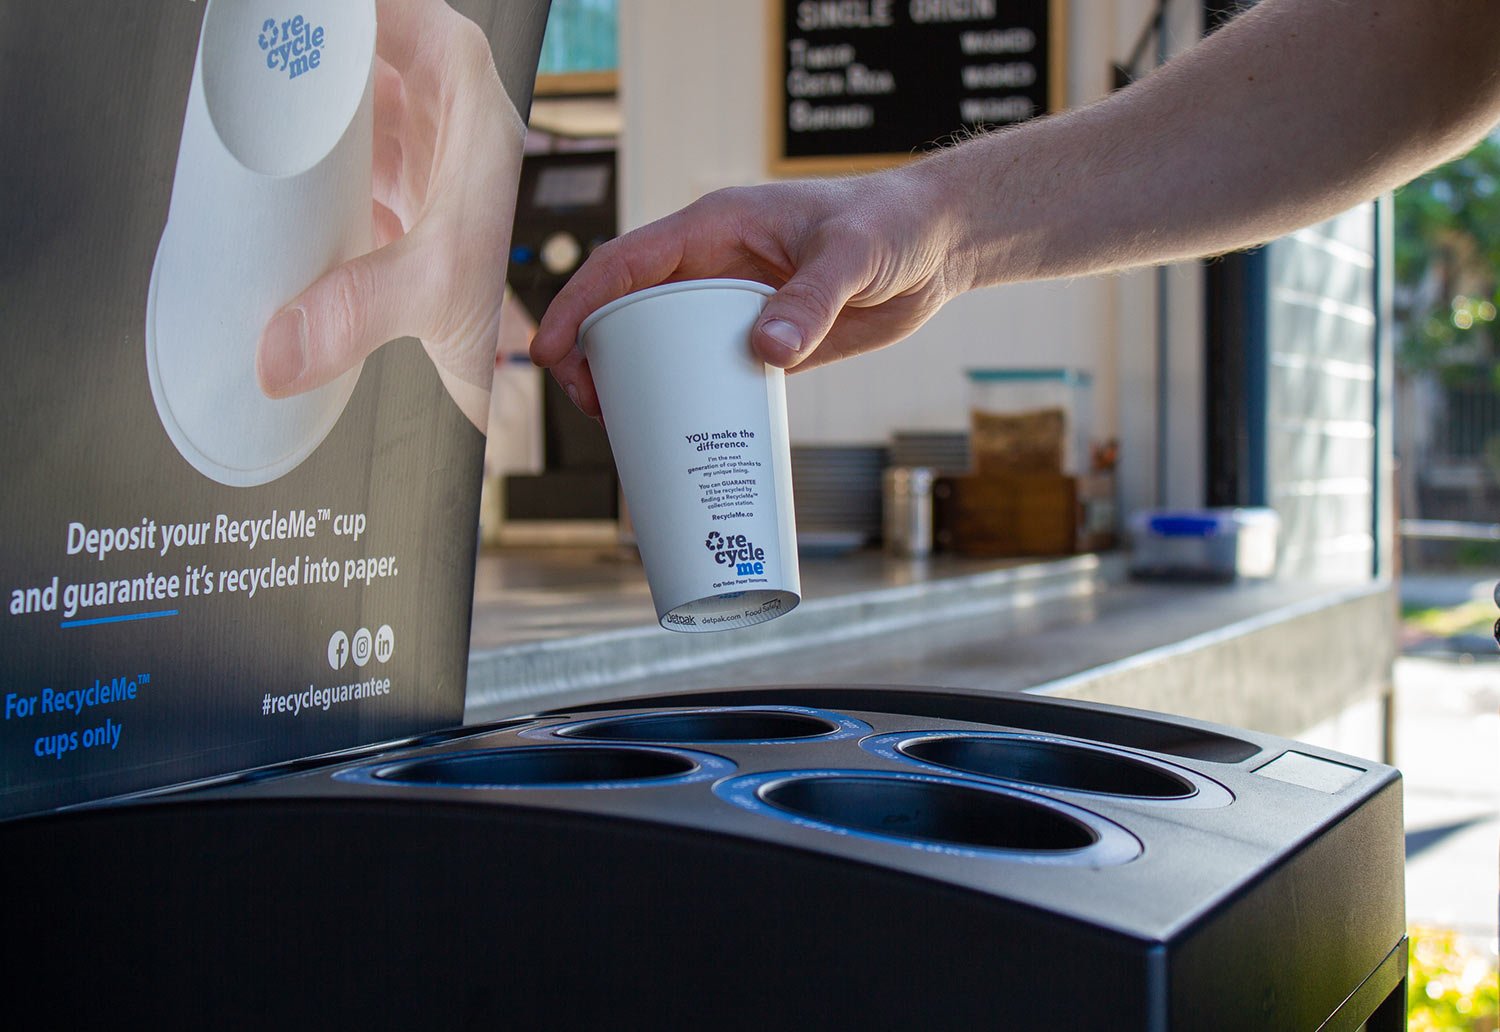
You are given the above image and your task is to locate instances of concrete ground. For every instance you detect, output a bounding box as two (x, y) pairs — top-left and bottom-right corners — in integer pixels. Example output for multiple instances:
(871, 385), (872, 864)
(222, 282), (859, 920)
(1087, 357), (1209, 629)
(1396, 570), (1498, 941)
(1297, 570), (1498, 961)
(1389, 570), (1497, 956)
(1394, 654), (1499, 951)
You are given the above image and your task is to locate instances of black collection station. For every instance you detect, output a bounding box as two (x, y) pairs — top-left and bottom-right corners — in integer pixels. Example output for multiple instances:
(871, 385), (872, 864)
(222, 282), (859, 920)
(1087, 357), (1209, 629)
(8, 684), (1405, 1029)
(6, 8), (1404, 1023)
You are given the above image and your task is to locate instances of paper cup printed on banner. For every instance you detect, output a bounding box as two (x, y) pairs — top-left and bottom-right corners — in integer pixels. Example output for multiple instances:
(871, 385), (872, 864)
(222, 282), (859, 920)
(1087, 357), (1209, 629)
(147, 0), (377, 486)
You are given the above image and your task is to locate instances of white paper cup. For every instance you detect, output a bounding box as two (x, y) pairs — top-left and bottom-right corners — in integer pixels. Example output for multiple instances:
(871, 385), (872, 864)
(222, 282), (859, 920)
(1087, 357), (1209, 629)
(147, 0), (376, 486)
(580, 280), (800, 632)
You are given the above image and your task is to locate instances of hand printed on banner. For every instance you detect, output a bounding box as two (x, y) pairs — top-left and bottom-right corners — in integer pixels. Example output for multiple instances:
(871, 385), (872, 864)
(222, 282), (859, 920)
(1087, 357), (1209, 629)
(256, 0), (526, 430)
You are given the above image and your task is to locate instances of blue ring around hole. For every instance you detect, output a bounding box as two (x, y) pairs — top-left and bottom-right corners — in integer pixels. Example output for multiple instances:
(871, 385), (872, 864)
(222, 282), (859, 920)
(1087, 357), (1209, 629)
(860, 730), (1234, 809)
(333, 744), (737, 791)
(521, 705), (872, 746)
(713, 768), (1142, 866)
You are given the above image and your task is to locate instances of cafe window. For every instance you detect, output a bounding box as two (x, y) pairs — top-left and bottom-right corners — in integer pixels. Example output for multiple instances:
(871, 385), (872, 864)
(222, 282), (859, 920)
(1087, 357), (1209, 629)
(536, 0), (617, 95)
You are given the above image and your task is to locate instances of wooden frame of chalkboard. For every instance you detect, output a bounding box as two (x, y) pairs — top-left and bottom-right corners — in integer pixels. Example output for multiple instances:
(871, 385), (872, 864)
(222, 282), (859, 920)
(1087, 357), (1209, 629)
(767, 0), (1067, 175)
(535, 70), (618, 97)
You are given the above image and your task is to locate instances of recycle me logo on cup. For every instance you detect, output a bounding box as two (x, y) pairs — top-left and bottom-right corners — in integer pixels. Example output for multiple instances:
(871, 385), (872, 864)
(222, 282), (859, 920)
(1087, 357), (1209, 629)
(705, 531), (766, 576)
(579, 280), (801, 632)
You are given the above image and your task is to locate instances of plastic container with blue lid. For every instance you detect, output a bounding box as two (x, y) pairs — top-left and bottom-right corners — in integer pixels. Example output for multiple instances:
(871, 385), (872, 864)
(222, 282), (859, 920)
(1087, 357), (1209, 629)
(1127, 507), (1280, 580)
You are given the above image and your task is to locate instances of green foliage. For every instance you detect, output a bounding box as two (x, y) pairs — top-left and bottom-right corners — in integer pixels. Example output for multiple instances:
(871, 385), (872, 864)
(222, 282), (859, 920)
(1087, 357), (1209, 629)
(1408, 929), (1499, 1032)
(1454, 539), (1500, 567)
(1395, 137), (1500, 374)
(1401, 599), (1498, 638)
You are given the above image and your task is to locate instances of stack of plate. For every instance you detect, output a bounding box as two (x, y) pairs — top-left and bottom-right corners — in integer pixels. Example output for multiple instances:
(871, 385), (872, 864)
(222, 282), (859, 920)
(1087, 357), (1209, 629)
(790, 445), (889, 553)
(889, 430), (970, 473)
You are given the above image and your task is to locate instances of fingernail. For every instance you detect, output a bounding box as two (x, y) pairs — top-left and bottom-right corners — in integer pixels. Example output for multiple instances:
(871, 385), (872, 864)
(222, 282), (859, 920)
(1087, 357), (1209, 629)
(760, 318), (804, 353)
(259, 308), (307, 393)
(564, 383), (582, 409)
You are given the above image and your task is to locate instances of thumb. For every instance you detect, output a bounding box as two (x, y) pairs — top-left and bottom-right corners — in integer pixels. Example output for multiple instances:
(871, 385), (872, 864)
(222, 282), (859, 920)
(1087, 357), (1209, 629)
(752, 255), (863, 369)
(257, 235), (419, 398)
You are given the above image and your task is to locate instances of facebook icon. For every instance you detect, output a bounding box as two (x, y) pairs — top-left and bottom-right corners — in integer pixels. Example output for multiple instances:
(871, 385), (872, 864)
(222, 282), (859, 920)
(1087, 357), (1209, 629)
(327, 630), (350, 671)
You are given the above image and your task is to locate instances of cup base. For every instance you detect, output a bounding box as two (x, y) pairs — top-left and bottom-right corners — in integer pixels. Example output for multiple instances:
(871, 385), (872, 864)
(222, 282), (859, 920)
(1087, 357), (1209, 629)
(661, 589), (800, 633)
(146, 249), (359, 487)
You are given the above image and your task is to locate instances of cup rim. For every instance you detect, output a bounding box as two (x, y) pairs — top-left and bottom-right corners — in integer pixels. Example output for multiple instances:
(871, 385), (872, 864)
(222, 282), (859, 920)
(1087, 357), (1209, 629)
(577, 278), (776, 347)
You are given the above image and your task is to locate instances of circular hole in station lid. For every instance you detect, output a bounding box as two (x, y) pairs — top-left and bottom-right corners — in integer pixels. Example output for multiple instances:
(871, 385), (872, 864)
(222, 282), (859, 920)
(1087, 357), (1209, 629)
(372, 745), (697, 788)
(901, 736), (1196, 799)
(760, 774), (1097, 852)
(557, 709), (840, 743)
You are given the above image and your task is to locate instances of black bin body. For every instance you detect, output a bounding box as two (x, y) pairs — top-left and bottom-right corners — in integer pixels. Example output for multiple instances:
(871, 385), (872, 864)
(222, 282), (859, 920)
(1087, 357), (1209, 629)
(2, 686), (1406, 1030)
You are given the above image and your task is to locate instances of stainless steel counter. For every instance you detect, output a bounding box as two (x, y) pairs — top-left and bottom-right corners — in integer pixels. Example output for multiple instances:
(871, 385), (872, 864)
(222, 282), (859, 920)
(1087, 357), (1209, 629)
(466, 547), (1398, 748)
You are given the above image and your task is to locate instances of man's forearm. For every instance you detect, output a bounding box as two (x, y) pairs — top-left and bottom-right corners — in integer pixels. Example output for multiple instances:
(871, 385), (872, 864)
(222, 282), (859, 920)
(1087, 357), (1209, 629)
(918, 0), (1500, 291)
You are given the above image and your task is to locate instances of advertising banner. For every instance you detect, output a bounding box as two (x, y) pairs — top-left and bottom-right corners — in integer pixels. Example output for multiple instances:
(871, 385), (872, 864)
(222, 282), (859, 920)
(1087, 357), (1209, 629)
(0, 0), (552, 819)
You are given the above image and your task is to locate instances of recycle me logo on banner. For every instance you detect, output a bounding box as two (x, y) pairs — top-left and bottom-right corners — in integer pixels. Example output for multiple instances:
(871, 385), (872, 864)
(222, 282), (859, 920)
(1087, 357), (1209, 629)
(259, 14), (326, 79)
(705, 531), (767, 576)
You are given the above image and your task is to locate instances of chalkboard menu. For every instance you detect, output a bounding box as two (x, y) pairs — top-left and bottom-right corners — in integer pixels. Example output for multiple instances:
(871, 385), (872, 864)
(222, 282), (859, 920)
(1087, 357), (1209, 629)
(769, 0), (1064, 173)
